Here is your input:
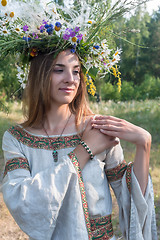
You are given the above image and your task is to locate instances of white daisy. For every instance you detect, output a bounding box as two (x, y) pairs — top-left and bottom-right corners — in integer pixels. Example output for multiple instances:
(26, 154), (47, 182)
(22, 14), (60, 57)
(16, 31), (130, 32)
(0, 26), (10, 36)
(112, 48), (122, 63)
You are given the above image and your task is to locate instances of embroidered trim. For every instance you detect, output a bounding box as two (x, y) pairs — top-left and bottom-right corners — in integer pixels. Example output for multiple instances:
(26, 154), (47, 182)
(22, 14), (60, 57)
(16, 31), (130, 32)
(3, 157), (30, 177)
(126, 162), (133, 194)
(8, 126), (80, 150)
(105, 160), (127, 182)
(68, 151), (92, 240)
(90, 215), (114, 240)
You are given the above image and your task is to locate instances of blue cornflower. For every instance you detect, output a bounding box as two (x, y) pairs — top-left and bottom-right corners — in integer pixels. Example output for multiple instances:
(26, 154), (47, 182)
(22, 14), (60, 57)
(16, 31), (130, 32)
(46, 27), (53, 35)
(70, 48), (76, 53)
(55, 22), (62, 28)
(44, 24), (50, 29)
(93, 45), (100, 49)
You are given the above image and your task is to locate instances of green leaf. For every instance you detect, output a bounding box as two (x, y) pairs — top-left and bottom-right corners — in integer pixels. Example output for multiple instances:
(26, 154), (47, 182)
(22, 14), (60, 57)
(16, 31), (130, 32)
(88, 67), (98, 80)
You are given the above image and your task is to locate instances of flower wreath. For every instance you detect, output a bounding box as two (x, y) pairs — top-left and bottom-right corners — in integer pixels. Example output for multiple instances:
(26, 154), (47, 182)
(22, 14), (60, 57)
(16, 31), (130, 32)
(0, 0), (142, 95)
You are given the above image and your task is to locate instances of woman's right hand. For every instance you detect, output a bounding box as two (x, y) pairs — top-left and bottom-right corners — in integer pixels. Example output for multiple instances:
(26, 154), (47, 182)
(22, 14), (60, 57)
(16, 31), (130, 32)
(74, 117), (119, 169)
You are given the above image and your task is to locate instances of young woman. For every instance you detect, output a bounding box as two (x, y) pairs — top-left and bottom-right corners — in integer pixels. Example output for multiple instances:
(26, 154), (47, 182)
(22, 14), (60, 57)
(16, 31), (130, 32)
(2, 49), (157, 240)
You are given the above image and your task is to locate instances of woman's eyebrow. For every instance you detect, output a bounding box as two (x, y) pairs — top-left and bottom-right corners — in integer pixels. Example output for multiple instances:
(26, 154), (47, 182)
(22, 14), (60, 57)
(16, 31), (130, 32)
(73, 65), (80, 68)
(54, 64), (65, 67)
(54, 64), (80, 68)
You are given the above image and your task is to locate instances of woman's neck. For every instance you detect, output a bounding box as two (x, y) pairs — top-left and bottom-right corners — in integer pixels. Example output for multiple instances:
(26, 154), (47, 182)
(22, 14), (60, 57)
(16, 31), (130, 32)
(43, 104), (72, 134)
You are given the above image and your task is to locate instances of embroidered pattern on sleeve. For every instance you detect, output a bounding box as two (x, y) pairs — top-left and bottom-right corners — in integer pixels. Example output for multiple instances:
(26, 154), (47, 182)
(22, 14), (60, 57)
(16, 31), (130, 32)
(90, 214), (114, 239)
(3, 157), (30, 177)
(68, 151), (92, 240)
(105, 160), (127, 182)
(126, 162), (133, 194)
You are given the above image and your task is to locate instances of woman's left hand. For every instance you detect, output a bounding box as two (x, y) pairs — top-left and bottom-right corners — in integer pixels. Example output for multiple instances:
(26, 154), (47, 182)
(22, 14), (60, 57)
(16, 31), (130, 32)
(92, 115), (152, 195)
(91, 115), (151, 147)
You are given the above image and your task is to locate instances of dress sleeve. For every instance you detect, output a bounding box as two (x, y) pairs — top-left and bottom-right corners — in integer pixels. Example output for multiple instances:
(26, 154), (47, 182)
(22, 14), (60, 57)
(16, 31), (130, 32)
(2, 131), (77, 240)
(105, 142), (158, 240)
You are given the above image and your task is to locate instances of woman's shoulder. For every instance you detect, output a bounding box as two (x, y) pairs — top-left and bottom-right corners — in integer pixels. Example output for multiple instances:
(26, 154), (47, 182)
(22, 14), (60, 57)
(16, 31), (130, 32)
(3, 124), (24, 138)
(3, 124), (40, 141)
(4, 124), (20, 134)
(2, 124), (22, 147)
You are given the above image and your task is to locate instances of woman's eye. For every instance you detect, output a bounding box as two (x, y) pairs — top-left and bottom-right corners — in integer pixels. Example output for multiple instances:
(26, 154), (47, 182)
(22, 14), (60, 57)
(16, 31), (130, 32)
(53, 69), (63, 73)
(73, 70), (80, 75)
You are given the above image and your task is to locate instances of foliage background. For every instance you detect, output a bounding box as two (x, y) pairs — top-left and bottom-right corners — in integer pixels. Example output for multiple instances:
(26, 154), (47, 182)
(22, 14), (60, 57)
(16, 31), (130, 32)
(0, 1), (160, 102)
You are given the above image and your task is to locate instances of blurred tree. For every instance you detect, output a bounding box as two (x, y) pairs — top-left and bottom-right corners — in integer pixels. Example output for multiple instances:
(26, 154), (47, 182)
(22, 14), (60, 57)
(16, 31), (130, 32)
(143, 7), (160, 78)
(55, 0), (64, 6)
(113, 6), (151, 84)
(0, 56), (22, 100)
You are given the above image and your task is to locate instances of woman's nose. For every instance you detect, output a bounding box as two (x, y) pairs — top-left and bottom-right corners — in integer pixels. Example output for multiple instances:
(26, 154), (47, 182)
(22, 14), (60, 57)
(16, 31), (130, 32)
(65, 70), (74, 83)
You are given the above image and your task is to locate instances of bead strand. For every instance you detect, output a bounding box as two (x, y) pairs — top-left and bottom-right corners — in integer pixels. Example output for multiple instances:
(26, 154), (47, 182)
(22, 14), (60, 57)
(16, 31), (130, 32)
(79, 140), (94, 160)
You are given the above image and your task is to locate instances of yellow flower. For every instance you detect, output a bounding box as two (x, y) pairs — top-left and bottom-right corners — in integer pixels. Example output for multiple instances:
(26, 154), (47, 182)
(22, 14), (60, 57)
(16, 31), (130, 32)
(55, 26), (61, 31)
(1, 0), (7, 6)
(112, 66), (117, 77)
(117, 77), (121, 92)
(15, 28), (20, 32)
(9, 12), (14, 18)
(88, 20), (92, 24)
(52, 8), (56, 14)
(30, 48), (38, 57)
(111, 65), (121, 92)
(84, 74), (96, 96)
(3, 30), (8, 34)
(72, 37), (77, 42)
(88, 82), (96, 96)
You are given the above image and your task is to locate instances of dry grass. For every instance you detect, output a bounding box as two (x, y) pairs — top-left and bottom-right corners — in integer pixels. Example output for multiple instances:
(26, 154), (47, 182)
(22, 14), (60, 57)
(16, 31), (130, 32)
(0, 193), (28, 240)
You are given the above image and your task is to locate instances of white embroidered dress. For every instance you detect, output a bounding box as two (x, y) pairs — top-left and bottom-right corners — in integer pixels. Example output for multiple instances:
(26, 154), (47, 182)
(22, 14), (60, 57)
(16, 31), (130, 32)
(2, 125), (157, 240)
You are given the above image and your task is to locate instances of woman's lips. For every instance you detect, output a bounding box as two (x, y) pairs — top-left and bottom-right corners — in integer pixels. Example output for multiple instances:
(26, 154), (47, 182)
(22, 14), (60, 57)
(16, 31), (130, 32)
(59, 88), (74, 93)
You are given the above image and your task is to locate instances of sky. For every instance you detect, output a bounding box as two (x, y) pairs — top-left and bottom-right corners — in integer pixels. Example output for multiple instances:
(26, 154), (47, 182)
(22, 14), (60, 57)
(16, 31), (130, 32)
(146, 0), (159, 14)
(110, 0), (160, 15)
(65, 0), (160, 16)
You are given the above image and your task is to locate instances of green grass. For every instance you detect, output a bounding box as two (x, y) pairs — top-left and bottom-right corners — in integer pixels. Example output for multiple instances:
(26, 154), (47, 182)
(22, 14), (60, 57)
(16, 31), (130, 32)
(0, 102), (24, 158)
(0, 99), (160, 238)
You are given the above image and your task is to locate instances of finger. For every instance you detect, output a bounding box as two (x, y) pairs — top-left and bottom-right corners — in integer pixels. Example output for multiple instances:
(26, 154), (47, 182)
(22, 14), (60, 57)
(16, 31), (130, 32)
(93, 115), (103, 120)
(107, 115), (124, 122)
(93, 124), (122, 132)
(92, 119), (109, 124)
(91, 119), (121, 126)
(100, 129), (119, 137)
(95, 115), (122, 122)
(93, 115), (108, 121)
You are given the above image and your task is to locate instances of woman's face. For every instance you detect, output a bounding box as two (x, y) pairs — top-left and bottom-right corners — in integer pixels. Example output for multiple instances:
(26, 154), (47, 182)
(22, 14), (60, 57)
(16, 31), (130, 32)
(50, 49), (81, 106)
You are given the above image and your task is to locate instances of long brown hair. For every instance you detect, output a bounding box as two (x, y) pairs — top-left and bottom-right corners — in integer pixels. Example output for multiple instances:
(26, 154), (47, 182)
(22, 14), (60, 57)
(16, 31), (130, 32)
(23, 50), (92, 128)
